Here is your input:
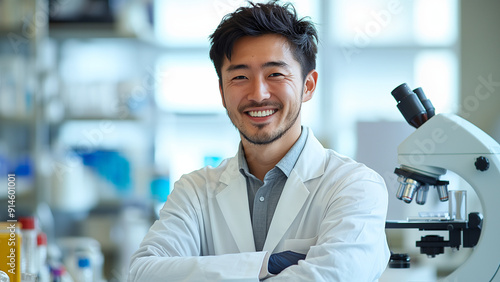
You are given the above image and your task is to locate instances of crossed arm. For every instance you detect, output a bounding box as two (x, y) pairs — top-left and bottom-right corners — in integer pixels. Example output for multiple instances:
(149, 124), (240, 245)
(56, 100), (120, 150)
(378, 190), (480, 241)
(129, 174), (389, 281)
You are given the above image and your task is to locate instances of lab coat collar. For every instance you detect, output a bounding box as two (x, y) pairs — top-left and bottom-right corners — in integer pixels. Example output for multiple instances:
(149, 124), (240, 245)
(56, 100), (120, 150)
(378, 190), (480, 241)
(289, 127), (326, 182)
(263, 128), (326, 252)
(217, 128), (326, 253)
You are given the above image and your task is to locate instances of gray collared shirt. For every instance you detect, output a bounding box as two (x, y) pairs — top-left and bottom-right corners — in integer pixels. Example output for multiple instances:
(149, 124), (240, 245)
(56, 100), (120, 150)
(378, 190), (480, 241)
(238, 127), (309, 251)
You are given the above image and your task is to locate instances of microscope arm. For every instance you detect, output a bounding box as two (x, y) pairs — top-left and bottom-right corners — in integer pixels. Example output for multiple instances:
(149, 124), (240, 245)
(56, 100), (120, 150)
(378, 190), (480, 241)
(389, 84), (500, 281)
(393, 113), (500, 281)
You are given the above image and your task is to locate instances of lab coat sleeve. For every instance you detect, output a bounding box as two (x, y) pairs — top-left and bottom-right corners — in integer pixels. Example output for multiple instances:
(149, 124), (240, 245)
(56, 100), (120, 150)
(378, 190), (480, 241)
(267, 169), (390, 281)
(128, 175), (266, 282)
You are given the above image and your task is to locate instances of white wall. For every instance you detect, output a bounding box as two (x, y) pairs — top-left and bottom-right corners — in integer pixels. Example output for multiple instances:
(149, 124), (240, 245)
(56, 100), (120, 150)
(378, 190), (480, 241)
(460, 0), (500, 142)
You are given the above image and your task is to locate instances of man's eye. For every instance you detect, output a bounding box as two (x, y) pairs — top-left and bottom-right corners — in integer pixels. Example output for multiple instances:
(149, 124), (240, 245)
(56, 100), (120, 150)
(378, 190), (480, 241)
(269, 73), (284, 77)
(233, 76), (247, 80)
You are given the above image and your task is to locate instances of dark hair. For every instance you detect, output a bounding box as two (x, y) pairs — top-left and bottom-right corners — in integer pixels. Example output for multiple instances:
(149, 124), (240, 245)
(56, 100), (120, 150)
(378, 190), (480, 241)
(209, 1), (318, 81)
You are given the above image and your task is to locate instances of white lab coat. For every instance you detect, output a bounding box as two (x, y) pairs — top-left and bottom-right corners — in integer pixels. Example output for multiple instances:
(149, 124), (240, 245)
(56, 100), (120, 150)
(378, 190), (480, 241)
(129, 128), (390, 281)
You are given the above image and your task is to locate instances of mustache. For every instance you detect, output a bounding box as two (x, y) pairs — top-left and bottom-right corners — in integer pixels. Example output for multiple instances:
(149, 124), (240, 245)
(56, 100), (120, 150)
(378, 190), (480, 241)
(238, 101), (282, 112)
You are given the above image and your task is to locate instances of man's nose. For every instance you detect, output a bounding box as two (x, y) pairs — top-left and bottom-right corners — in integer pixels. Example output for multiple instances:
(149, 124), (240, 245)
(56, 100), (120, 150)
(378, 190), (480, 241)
(248, 78), (271, 102)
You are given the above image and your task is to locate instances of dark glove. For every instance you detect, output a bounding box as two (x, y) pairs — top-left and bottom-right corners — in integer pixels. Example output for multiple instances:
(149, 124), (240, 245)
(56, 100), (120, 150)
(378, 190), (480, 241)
(268, 250), (306, 275)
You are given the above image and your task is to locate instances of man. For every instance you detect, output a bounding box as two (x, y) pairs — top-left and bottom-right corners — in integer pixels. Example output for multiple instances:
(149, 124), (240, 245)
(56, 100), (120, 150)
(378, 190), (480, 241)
(129, 2), (390, 281)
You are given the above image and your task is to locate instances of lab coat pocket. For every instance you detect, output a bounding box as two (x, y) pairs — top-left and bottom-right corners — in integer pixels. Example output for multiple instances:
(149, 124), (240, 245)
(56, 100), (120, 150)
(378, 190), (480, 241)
(284, 236), (318, 254)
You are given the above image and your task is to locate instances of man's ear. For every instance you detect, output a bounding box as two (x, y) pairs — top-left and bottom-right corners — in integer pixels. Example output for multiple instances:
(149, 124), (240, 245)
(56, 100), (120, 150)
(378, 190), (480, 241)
(219, 79), (226, 108)
(302, 69), (318, 103)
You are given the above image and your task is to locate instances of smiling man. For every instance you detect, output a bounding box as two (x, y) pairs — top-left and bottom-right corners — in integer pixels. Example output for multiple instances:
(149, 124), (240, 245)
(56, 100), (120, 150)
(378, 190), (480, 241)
(129, 2), (390, 281)
(219, 33), (318, 181)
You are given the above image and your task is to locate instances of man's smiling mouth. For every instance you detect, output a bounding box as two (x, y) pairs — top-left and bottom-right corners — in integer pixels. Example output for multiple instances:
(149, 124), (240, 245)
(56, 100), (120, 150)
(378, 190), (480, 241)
(247, 110), (277, 117)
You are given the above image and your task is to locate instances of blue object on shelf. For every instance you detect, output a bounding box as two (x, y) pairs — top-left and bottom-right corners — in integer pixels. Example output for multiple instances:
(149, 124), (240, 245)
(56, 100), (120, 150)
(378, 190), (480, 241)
(150, 177), (170, 202)
(14, 155), (33, 177)
(78, 257), (91, 268)
(204, 156), (223, 168)
(74, 149), (131, 193)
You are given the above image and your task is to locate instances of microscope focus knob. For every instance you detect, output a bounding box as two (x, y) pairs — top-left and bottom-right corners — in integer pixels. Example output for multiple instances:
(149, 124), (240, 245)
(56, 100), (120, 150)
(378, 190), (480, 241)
(474, 156), (490, 171)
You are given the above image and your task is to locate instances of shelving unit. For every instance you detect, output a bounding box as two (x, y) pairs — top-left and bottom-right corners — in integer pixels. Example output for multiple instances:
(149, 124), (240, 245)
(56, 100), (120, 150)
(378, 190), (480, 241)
(1, 2), (161, 279)
(2, 2), (159, 202)
(0, 0), (46, 214)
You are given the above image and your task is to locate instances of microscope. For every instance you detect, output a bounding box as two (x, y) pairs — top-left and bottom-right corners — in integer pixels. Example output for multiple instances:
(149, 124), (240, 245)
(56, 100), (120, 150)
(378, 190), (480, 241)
(385, 83), (500, 281)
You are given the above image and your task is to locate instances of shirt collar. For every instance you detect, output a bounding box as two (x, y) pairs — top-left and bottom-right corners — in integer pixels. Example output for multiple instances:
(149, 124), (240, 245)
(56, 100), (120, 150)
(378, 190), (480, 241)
(238, 126), (309, 178)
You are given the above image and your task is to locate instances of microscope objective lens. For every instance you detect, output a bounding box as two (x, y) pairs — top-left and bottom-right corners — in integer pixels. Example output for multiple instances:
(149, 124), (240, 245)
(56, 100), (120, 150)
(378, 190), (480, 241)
(416, 185), (429, 205)
(396, 176), (407, 200)
(401, 178), (420, 203)
(436, 185), (449, 201)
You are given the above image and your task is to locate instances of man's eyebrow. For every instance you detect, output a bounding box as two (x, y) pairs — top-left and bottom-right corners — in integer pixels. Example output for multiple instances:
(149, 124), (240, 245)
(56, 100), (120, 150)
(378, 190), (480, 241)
(226, 64), (249, 72)
(262, 61), (289, 69)
(225, 61), (290, 72)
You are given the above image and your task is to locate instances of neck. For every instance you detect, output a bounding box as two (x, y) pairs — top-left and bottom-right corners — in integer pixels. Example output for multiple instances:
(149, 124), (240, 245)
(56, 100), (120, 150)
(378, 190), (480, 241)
(242, 126), (302, 181)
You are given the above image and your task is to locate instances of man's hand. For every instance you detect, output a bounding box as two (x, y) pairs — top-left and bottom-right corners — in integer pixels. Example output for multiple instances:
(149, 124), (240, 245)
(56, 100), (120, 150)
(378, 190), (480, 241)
(268, 251), (306, 274)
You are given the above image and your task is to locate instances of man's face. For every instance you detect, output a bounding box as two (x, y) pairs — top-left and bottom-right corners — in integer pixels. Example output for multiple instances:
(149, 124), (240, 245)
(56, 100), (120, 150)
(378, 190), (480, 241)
(219, 34), (316, 145)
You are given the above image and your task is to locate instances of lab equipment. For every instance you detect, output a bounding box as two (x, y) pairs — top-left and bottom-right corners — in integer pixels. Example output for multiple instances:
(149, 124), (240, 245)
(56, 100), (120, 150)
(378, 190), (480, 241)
(20, 273), (37, 282)
(50, 266), (64, 282)
(50, 153), (97, 212)
(386, 83), (500, 281)
(412, 87), (435, 118)
(391, 83), (428, 128)
(388, 253), (410, 269)
(57, 237), (104, 282)
(268, 251), (306, 275)
(75, 257), (92, 282)
(391, 83), (448, 205)
(449, 190), (467, 221)
(49, 265), (74, 282)
(37, 233), (50, 282)
(19, 217), (37, 276)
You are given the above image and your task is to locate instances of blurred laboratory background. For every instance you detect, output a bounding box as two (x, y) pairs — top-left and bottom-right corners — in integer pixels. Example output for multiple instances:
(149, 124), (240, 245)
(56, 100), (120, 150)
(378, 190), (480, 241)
(1, 0), (499, 281)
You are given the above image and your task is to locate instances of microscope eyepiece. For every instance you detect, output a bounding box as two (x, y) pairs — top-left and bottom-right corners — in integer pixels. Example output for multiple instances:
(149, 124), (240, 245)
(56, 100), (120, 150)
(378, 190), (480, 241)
(391, 83), (428, 128)
(413, 87), (435, 118)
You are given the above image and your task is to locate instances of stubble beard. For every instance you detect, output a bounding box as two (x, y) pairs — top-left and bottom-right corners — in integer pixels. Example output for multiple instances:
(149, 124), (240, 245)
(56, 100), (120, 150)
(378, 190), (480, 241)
(226, 99), (302, 146)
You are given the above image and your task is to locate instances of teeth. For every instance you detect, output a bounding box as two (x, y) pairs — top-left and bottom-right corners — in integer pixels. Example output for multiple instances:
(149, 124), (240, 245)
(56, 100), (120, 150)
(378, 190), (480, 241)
(248, 110), (275, 117)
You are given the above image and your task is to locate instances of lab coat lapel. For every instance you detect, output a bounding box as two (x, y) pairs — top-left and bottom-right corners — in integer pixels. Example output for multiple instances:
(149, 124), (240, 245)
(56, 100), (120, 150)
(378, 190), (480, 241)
(216, 161), (255, 253)
(262, 171), (309, 252)
(263, 128), (325, 253)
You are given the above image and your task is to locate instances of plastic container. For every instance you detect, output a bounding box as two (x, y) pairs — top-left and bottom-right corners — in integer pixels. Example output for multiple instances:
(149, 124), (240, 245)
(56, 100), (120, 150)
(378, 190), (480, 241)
(37, 232), (50, 282)
(58, 237), (104, 282)
(50, 266), (64, 282)
(20, 273), (37, 282)
(50, 265), (74, 282)
(19, 217), (37, 275)
(75, 257), (92, 282)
